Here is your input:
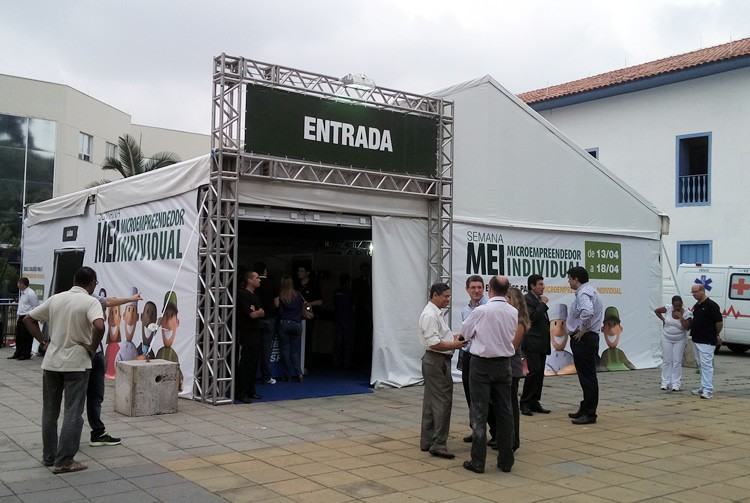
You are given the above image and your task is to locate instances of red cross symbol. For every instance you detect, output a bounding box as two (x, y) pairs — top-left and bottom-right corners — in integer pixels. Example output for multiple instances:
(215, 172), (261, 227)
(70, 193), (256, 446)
(732, 278), (750, 295)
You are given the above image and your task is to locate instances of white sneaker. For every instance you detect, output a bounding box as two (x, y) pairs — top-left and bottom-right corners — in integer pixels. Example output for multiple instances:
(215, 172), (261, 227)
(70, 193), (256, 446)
(264, 378), (276, 385)
(690, 388), (703, 396)
(671, 387), (682, 392)
(660, 385), (669, 391)
(700, 391), (713, 399)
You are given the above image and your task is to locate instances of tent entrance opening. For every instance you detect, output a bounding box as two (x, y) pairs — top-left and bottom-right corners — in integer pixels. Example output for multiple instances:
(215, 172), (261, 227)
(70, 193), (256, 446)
(238, 217), (373, 397)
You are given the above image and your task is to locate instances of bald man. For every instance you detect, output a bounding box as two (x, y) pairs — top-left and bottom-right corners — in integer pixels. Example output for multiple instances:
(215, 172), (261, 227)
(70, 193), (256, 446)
(684, 283), (723, 399)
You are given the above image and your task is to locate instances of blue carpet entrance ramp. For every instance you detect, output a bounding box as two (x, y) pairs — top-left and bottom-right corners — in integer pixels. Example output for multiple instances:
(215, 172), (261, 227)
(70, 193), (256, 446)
(251, 373), (373, 402)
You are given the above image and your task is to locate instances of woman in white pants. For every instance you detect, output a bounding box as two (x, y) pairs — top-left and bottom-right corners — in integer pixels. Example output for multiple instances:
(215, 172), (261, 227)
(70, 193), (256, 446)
(655, 296), (689, 391)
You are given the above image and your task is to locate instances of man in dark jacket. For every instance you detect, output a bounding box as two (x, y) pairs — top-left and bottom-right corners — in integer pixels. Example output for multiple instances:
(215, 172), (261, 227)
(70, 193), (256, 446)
(520, 274), (551, 416)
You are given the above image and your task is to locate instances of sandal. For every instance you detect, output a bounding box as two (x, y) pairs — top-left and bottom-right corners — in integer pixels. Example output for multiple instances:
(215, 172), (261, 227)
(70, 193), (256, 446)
(52, 461), (88, 474)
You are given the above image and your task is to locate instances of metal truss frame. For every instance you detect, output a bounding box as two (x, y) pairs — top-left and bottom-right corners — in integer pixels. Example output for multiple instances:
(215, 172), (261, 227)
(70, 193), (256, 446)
(198, 53), (453, 404)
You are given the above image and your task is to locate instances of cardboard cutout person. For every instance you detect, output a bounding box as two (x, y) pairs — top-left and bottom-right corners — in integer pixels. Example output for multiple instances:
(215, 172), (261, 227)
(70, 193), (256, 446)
(116, 287), (140, 363)
(545, 303), (577, 376)
(137, 301), (158, 359)
(104, 304), (122, 378)
(156, 291), (184, 391)
(598, 306), (635, 371)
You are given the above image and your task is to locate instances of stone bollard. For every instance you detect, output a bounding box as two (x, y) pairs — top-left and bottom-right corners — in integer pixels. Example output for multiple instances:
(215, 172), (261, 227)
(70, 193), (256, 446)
(115, 359), (179, 417)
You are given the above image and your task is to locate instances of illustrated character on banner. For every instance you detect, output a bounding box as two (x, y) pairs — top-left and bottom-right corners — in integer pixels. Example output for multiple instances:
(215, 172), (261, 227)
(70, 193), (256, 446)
(104, 303), (122, 378)
(156, 290), (184, 391)
(545, 303), (577, 376)
(598, 306), (635, 371)
(116, 287), (140, 363)
(137, 301), (158, 360)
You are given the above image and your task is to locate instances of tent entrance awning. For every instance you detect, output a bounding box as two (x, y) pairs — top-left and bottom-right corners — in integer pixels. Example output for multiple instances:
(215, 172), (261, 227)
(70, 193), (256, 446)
(238, 205), (372, 228)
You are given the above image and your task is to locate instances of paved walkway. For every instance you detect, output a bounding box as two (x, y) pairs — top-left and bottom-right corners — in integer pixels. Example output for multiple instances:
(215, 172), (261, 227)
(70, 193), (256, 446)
(2, 344), (750, 502)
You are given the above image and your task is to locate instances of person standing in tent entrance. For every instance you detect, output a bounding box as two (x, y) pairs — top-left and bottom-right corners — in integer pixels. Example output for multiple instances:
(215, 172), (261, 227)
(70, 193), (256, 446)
(417, 282), (465, 460)
(254, 262), (278, 385)
(23, 267), (104, 474)
(9, 277), (39, 360)
(87, 290), (140, 448)
(235, 270), (264, 403)
(520, 274), (551, 416)
(103, 304), (122, 378)
(655, 296), (689, 391)
(156, 291), (184, 392)
(459, 275), (491, 446)
(684, 283), (723, 400)
(566, 266), (604, 425)
(297, 264), (321, 370)
(116, 287), (140, 363)
(598, 306), (635, 371)
(276, 275), (305, 382)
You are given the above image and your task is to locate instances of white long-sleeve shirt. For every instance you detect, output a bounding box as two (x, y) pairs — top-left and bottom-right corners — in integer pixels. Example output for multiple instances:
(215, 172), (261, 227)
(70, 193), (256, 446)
(17, 287), (39, 316)
(462, 296), (517, 358)
(418, 301), (454, 355)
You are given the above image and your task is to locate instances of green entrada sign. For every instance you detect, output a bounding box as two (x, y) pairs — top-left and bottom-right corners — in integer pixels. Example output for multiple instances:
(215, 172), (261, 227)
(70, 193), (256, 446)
(245, 85), (439, 176)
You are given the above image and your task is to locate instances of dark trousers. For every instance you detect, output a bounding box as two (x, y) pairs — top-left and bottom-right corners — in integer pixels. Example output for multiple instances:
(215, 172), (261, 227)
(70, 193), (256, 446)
(520, 352), (547, 408)
(14, 316), (33, 358)
(236, 336), (261, 399)
(570, 331), (599, 417)
(42, 370), (89, 467)
(469, 356), (514, 470)
(461, 351), (496, 439)
(86, 352), (106, 440)
(511, 377), (520, 450)
(279, 320), (302, 377)
(420, 351), (453, 453)
(259, 318), (277, 380)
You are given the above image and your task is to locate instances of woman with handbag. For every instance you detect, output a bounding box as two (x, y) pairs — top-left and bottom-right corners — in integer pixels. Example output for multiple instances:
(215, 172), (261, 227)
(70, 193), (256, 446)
(507, 287), (530, 452)
(276, 275), (306, 383)
(655, 296), (689, 391)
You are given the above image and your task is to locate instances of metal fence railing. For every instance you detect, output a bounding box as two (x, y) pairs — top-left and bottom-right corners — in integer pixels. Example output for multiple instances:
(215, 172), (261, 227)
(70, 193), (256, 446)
(0, 302), (18, 347)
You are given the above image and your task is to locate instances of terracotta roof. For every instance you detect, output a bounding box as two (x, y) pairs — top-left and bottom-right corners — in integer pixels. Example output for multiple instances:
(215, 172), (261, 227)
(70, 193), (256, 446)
(519, 37), (750, 104)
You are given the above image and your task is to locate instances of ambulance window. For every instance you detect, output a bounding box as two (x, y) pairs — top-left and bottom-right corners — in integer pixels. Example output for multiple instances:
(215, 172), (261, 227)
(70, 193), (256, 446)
(729, 274), (750, 301)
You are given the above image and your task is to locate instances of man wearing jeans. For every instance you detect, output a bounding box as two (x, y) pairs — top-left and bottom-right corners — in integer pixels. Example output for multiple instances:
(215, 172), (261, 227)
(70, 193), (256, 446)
(685, 283), (723, 399)
(24, 267), (105, 474)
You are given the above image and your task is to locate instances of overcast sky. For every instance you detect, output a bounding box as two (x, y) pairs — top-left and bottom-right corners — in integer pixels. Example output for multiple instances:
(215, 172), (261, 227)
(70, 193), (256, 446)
(2, 0), (749, 134)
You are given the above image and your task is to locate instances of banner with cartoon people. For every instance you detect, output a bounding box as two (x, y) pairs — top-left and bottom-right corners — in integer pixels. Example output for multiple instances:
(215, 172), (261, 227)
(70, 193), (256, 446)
(22, 190), (199, 398)
(452, 223), (662, 373)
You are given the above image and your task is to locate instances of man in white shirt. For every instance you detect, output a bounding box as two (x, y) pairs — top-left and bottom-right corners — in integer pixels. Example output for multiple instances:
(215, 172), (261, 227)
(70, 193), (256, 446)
(24, 267), (105, 474)
(10, 277), (39, 360)
(418, 282), (465, 459)
(461, 276), (521, 474)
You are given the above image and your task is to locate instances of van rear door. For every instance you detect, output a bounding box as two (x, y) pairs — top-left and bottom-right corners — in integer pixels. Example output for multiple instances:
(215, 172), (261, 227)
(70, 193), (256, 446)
(725, 268), (750, 346)
(682, 265), (727, 315)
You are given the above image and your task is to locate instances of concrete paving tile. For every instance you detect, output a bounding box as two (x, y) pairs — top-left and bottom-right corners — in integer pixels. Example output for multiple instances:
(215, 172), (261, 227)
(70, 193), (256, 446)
(695, 482), (750, 500)
(285, 461), (339, 477)
(589, 485), (655, 502)
(242, 467), (297, 484)
(310, 471), (366, 488)
(75, 478), (138, 498)
(335, 480), (397, 499)
(114, 462), (169, 479)
(407, 485), (468, 502)
(288, 488), (353, 503)
(176, 465), (234, 482)
(477, 488), (545, 503)
(17, 487), (83, 503)
(6, 477), (69, 495)
(0, 496), (22, 503)
(0, 468), (55, 484)
(219, 485), (281, 503)
(379, 475), (433, 492)
(90, 490), (159, 503)
(58, 468), (120, 486)
(194, 474), (255, 492)
(265, 477), (326, 495)
(146, 481), (226, 503)
(664, 489), (735, 503)
(129, 471), (187, 489)
(201, 451), (253, 465)
(161, 457), (213, 471)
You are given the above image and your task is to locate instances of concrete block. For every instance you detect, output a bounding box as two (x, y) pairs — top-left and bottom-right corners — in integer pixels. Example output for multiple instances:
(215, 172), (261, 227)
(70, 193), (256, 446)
(115, 359), (179, 417)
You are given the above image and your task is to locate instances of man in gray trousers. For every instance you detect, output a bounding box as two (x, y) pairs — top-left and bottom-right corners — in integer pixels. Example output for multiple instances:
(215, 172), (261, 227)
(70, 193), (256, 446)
(417, 283), (466, 459)
(25, 267), (105, 474)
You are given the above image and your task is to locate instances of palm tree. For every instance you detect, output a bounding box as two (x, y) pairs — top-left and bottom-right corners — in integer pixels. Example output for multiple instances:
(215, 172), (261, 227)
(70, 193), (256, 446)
(102, 134), (180, 179)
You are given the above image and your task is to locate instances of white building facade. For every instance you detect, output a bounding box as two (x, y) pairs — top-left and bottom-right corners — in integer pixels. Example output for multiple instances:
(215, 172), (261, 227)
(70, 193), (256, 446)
(521, 39), (750, 294)
(0, 73), (209, 296)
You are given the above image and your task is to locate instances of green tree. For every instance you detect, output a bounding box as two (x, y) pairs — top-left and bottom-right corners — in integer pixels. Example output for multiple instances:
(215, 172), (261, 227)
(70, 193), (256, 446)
(102, 134), (180, 179)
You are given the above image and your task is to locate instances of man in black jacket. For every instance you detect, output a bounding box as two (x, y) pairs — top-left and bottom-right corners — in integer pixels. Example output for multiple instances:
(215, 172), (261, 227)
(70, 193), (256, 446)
(520, 274), (551, 416)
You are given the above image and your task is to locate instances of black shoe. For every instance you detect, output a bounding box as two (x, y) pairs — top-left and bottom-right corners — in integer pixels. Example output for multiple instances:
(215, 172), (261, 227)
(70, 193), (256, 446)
(487, 438), (497, 449)
(17, 355), (31, 361)
(463, 461), (484, 474)
(463, 434), (473, 443)
(249, 394), (262, 400)
(238, 395), (254, 404)
(530, 403), (551, 414)
(429, 450), (455, 459)
(520, 406), (533, 416)
(7, 354), (18, 359)
(90, 433), (122, 447)
(498, 464), (513, 473)
(571, 415), (597, 425)
(568, 410), (583, 419)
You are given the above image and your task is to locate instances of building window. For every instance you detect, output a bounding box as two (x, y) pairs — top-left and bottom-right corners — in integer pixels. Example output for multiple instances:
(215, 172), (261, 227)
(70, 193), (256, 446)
(676, 133), (710, 206)
(729, 273), (750, 301)
(105, 141), (118, 159)
(677, 240), (712, 265)
(586, 148), (598, 159)
(79, 132), (93, 162)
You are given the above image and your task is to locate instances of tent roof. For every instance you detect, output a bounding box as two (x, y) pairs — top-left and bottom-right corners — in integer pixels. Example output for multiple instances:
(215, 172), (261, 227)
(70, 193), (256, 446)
(432, 75), (666, 240)
(26, 154), (211, 226)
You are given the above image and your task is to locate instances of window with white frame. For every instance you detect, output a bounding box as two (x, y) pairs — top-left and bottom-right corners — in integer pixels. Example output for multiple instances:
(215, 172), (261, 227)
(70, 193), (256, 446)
(105, 141), (118, 159)
(79, 132), (93, 162)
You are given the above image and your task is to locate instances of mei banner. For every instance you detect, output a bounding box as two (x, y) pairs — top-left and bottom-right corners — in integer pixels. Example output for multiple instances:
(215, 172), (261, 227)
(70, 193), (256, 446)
(22, 190), (199, 398)
(452, 223), (662, 372)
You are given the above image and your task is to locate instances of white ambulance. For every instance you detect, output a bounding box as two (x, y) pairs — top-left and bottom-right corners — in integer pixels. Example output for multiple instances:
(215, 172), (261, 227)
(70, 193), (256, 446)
(675, 264), (750, 353)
